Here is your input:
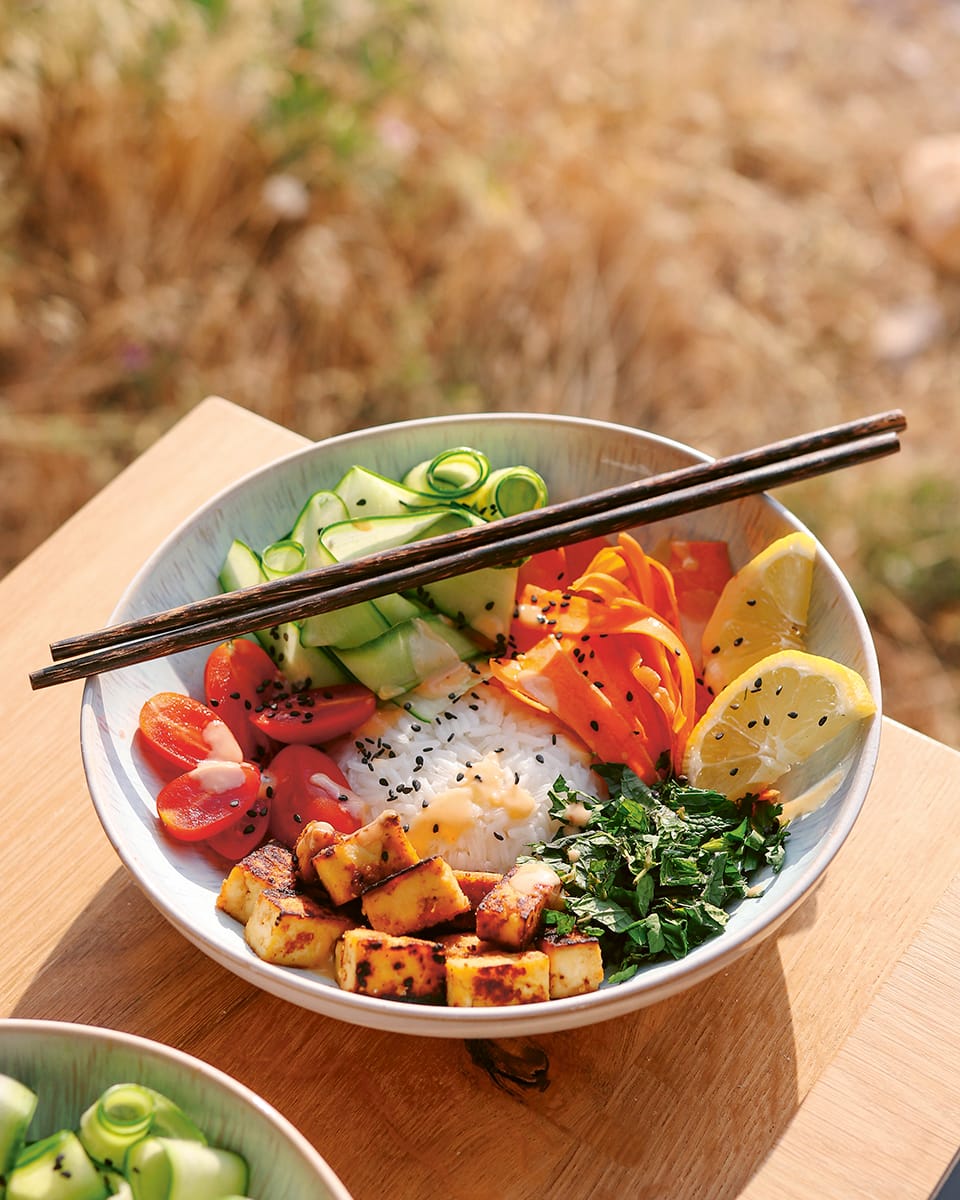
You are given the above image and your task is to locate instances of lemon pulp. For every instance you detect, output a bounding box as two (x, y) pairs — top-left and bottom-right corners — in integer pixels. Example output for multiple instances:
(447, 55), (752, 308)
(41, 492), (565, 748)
(682, 648), (876, 799)
(700, 530), (816, 697)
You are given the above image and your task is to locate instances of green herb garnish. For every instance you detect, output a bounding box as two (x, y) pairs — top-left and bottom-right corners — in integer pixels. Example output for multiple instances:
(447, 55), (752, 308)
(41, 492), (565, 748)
(526, 764), (789, 983)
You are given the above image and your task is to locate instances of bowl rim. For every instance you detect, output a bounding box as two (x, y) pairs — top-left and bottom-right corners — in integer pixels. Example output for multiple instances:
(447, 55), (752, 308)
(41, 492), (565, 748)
(0, 1017), (353, 1198)
(81, 410), (882, 1038)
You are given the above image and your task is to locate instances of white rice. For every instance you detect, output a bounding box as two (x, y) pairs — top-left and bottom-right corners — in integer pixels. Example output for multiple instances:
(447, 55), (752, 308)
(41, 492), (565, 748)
(331, 678), (602, 873)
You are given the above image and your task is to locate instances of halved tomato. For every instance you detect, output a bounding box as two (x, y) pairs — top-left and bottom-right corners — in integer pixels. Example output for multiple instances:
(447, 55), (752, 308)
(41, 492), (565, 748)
(139, 692), (242, 776)
(659, 539), (733, 666)
(156, 760), (262, 843)
(250, 682), (376, 746)
(206, 784), (271, 861)
(204, 639), (282, 764)
(263, 744), (360, 847)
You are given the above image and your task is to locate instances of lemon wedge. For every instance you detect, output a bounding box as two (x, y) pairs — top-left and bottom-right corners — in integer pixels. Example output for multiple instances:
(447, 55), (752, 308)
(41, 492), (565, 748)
(681, 648), (876, 798)
(701, 530), (817, 696)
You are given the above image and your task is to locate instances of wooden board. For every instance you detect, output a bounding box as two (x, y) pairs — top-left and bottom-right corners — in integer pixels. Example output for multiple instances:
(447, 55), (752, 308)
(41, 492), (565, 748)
(3, 396), (959, 1199)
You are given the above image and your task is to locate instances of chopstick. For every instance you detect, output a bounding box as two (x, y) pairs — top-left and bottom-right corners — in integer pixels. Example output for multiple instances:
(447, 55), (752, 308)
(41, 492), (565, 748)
(29, 410), (905, 690)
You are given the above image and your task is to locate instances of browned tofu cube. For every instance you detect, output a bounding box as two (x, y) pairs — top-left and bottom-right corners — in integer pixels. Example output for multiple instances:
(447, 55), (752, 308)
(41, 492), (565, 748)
(244, 887), (354, 968)
(474, 861), (563, 949)
(436, 932), (498, 958)
(361, 856), (471, 936)
(216, 840), (297, 925)
(293, 820), (341, 885)
(436, 870), (504, 932)
(335, 928), (446, 1000)
(446, 950), (550, 1007)
(453, 870), (502, 909)
(536, 930), (604, 998)
(312, 810), (419, 906)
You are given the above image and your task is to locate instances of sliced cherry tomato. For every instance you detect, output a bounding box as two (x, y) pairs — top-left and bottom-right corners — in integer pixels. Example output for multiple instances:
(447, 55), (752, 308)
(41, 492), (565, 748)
(250, 682), (376, 746)
(156, 760), (262, 843)
(662, 539), (734, 617)
(263, 744), (360, 847)
(659, 538), (734, 671)
(206, 781), (271, 861)
(139, 692), (242, 776)
(203, 639), (283, 765)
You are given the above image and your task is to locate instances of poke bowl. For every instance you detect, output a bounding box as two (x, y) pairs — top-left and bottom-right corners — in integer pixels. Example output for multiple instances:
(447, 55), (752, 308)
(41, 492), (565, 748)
(0, 1018), (352, 1198)
(80, 411), (882, 1038)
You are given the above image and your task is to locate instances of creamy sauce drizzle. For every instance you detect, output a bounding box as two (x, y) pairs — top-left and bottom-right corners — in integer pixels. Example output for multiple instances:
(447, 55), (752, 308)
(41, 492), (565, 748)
(188, 760), (246, 793)
(508, 860), (561, 895)
(409, 753), (539, 850)
(201, 719), (242, 763)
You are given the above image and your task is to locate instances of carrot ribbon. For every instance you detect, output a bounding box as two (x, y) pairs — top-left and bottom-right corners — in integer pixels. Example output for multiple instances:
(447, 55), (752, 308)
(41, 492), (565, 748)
(491, 533), (702, 781)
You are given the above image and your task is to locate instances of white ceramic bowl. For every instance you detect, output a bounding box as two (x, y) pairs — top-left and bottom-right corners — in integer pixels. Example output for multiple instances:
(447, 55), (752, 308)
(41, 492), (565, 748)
(81, 412), (881, 1038)
(0, 1019), (351, 1198)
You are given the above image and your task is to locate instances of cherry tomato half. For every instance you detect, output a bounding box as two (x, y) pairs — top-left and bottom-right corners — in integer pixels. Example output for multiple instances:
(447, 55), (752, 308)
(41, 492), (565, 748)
(156, 760), (262, 843)
(663, 539), (734, 622)
(204, 639), (283, 764)
(206, 781), (271, 861)
(250, 682), (376, 746)
(263, 744), (360, 847)
(139, 692), (242, 776)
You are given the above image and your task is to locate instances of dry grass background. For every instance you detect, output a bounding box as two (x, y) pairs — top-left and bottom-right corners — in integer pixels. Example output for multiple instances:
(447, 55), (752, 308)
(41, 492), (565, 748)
(1, 0), (958, 745)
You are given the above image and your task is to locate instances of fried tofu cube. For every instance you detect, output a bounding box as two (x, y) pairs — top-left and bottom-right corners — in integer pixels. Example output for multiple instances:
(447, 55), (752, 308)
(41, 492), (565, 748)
(453, 870), (502, 909)
(361, 856), (471, 936)
(312, 810), (419, 906)
(474, 861), (563, 949)
(436, 932), (498, 958)
(216, 840), (297, 925)
(429, 870), (504, 933)
(536, 930), (604, 998)
(293, 820), (341, 885)
(446, 950), (550, 1007)
(244, 887), (354, 968)
(335, 928), (446, 1000)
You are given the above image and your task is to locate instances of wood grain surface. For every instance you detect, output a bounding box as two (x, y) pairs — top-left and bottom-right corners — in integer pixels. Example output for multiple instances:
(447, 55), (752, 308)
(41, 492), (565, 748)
(3, 396), (958, 1200)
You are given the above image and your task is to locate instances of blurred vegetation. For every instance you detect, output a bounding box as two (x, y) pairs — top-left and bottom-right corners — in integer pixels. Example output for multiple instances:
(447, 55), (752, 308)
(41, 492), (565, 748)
(1, 0), (959, 744)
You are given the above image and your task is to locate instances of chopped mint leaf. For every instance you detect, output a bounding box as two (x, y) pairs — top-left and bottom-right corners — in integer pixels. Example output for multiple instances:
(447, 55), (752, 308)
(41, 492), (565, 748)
(527, 766), (789, 977)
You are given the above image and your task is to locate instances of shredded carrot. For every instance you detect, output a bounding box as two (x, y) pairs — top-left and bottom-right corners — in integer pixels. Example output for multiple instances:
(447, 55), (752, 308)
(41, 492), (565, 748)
(493, 533), (704, 779)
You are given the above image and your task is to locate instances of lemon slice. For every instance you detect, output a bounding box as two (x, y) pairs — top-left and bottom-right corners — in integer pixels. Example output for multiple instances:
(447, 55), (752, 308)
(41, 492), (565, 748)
(701, 530), (817, 696)
(682, 648), (876, 798)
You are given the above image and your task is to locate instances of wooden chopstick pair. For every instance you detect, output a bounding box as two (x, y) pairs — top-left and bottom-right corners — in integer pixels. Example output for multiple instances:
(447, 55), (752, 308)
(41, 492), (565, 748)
(29, 410), (906, 690)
